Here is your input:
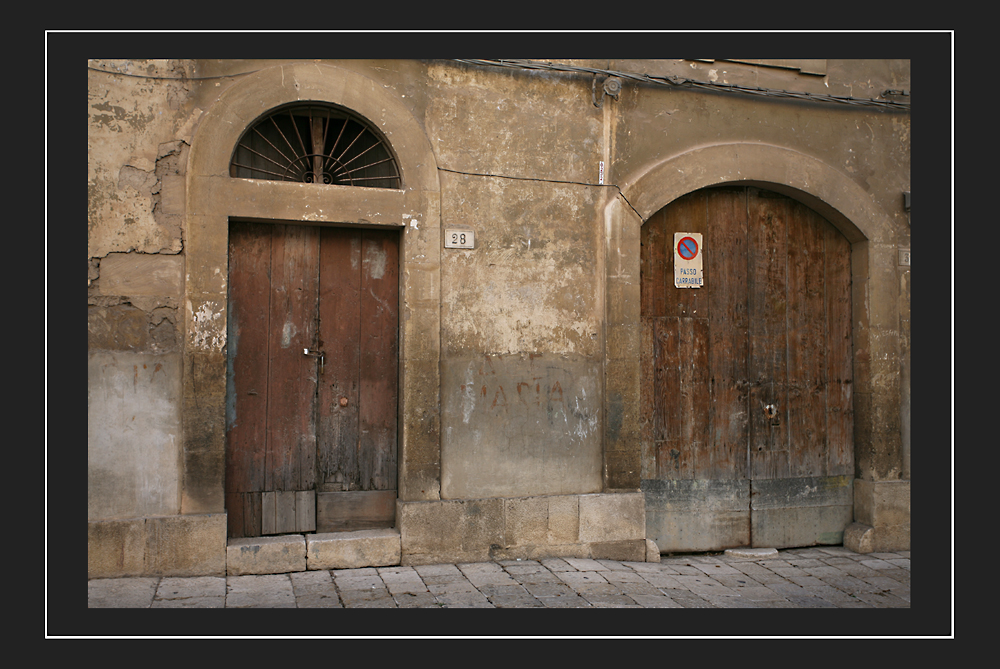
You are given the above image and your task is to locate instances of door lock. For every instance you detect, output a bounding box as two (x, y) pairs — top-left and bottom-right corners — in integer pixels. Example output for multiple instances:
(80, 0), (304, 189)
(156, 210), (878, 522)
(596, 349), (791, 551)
(303, 348), (324, 374)
(764, 403), (780, 426)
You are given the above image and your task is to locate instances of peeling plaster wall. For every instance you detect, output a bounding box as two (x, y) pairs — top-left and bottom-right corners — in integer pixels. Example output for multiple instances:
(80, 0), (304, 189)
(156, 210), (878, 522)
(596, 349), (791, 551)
(88, 59), (200, 258)
(426, 63), (607, 497)
(87, 59), (911, 536)
(88, 59), (200, 521)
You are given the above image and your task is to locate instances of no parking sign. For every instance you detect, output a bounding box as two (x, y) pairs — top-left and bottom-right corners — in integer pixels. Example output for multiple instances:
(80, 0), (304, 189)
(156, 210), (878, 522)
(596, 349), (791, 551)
(674, 232), (703, 288)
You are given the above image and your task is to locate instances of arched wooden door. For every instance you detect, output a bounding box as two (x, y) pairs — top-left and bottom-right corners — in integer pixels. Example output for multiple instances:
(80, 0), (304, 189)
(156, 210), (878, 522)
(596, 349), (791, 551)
(225, 222), (399, 538)
(640, 186), (853, 552)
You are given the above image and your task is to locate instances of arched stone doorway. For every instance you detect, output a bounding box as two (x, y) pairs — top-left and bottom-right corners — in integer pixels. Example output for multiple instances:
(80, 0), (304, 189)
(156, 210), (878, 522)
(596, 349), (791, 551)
(602, 142), (908, 554)
(180, 63), (443, 529)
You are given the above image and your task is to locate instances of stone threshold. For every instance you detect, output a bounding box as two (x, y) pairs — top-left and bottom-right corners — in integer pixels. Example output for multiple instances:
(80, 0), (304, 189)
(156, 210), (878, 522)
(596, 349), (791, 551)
(226, 527), (402, 576)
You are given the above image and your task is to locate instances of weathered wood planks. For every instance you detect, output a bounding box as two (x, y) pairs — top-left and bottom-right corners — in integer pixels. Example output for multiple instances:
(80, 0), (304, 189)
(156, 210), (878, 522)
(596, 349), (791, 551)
(641, 186), (854, 551)
(226, 223), (399, 538)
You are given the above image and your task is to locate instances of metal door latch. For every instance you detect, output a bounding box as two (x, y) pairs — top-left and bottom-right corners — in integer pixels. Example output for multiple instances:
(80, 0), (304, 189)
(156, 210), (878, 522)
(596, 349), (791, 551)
(303, 348), (324, 374)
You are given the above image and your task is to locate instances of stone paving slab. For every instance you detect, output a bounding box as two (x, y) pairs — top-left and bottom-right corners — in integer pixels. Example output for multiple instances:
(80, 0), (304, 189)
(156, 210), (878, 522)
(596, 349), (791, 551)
(562, 557), (608, 571)
(540, 558), (575, 572)
(88, 577), (159, 608)
(427, 580), (477, 595)
(338, 588), (395, 608)
(614, 581), (664, 597)
(289, 570), (341, 608)
(556, 571), (610, 586)
(538, 593), (592, 607)
(664, 589), (716, 608)
(153, 577), (226, 608)
(490, 594), (545, 608)
(522, 581), (576, 597)
(226, 574), (296, 608)
(86, 546), (913, 612)
(630, 593), (684, 608)
(517, 570), (565, 583)
(393, 591), (440, 608)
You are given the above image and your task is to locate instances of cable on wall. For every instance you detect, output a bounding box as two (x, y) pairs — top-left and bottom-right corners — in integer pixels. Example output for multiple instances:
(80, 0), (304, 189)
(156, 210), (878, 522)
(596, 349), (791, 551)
(88, 60), (911, 112)
(452, 59), (911, 112)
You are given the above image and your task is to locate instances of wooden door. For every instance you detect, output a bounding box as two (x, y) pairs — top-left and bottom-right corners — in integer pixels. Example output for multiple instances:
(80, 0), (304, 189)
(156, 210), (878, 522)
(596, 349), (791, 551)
(641, 187), (853, 552)
(225, 222), (398, 538)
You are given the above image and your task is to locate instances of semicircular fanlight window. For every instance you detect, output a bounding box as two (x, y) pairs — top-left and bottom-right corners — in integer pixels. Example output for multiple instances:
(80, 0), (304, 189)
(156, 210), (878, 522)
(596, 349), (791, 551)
(229, 104), (401, 189)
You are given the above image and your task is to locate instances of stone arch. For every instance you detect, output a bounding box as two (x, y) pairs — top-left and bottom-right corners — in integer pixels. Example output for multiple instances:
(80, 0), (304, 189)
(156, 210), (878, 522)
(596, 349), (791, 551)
(603, 142), (895, 495)
(181, 62), (442, 516)
(619, 142), (893, 244)
(187, 62), (439, 191)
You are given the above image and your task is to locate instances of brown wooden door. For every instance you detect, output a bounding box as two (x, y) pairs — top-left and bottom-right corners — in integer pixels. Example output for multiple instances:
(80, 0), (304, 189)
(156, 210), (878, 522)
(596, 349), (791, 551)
(641, 187), (853, 552)
(225, 222), (398, 538)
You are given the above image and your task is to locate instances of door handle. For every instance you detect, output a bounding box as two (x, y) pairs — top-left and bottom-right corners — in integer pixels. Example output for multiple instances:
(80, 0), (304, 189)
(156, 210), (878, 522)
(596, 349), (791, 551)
(303, 348), (324, 375)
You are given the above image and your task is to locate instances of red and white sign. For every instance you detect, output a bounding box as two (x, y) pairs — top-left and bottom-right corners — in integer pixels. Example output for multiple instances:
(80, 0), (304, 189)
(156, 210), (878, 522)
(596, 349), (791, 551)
(674, 232), (703, 288)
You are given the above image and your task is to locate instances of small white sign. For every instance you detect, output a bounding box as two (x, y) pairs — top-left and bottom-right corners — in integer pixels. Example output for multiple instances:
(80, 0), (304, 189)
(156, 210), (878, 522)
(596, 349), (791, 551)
(674, 232), (704, 288)
(445, 229), (475, 249)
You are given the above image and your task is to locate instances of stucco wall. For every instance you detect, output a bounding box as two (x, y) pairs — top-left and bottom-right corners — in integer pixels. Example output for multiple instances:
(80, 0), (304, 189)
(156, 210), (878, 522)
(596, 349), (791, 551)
(88, 60), (200, 520)
(426, 63), (609, 497)
(87, 59), (910, 550)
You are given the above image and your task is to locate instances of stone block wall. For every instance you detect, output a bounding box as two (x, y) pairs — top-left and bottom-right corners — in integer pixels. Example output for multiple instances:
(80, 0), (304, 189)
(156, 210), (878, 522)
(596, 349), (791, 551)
(398, 492), (646, 565)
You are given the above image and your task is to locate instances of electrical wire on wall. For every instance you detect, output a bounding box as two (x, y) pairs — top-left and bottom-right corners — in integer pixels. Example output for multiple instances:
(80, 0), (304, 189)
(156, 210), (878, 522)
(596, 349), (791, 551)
(88, 59), (911, 111)
(88, 58), (908, 222)
(452, 59), (911, 112)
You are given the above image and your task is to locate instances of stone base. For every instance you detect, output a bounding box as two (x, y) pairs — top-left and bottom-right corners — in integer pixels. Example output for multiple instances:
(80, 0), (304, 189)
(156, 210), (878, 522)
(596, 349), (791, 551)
(645, 538), (661, 563)
(89, 493), (651, 577)
(307, 529), (401, 570)
(223, 530), (401, 575)
(227, 535), (306, 575)
(843, 521), (911, 554)
(848, 479), (910, 553)
(88, 513), (227, 578)
(724, 547), (779, 559)
(643, 476), (852, 552)
(397, 492), (647, 565)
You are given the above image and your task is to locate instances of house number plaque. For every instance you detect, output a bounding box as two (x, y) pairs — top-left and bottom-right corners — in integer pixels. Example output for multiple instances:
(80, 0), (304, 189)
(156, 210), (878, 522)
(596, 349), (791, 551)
(445, 229), (475, 249)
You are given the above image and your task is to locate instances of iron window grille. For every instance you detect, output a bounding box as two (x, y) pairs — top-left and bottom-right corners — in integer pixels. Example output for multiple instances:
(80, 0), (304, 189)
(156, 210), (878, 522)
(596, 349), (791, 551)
(230, 103), (401, 189)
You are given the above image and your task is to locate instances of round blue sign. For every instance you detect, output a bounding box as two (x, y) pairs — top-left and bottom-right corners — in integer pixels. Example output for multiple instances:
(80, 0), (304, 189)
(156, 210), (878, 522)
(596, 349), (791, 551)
(677, 236), (699, 260)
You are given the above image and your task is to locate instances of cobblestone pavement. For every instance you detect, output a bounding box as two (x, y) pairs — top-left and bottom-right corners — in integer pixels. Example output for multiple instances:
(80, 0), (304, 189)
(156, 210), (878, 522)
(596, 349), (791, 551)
(88, 545), (910, 610)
